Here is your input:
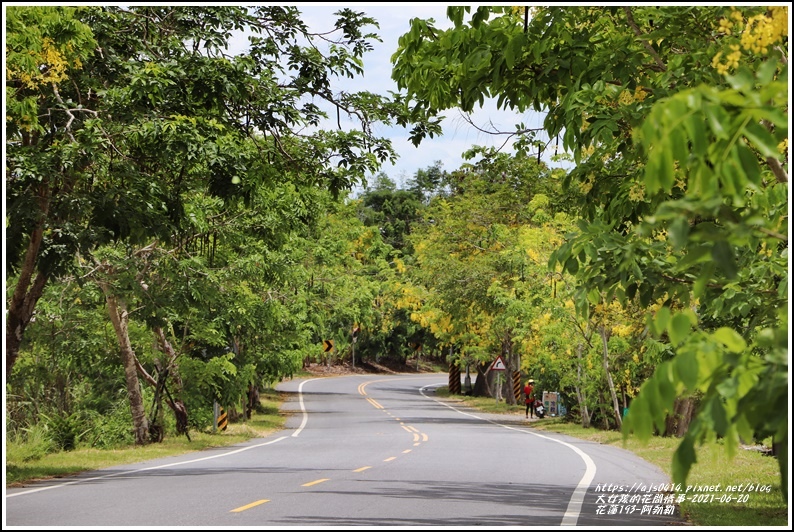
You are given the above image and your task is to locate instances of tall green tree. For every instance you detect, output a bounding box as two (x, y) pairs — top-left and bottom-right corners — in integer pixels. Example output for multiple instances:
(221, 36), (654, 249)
(407, 152), (559, 398)
(6, 5), (440, 377)
(357, 171), (424, 255)
(6, 6), (443, 444)
(392, 5), (788, 492)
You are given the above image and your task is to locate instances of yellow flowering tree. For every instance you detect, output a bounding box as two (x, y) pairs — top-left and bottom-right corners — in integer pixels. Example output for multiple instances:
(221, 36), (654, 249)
(406, 151), (563, 400)
(392, 5), (788, 496)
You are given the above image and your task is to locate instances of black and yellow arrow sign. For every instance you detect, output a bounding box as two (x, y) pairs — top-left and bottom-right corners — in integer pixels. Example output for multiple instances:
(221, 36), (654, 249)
(323, 339), (334, 353)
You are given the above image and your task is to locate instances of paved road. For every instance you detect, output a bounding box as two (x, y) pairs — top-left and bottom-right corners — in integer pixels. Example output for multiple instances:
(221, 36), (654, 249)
(5, 373), (687, 527)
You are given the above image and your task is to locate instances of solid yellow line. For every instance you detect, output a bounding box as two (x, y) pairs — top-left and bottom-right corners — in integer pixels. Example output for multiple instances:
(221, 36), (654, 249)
(412, 433), (420, 442)
(367, 397), (383, 409)
(230, 500), (270, 513)
(353, 466), (372, 473)
(384, 457), (397, 462)
(302, 478), (330, 487)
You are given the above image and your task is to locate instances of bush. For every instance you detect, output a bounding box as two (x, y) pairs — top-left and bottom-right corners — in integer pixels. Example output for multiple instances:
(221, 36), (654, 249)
(5, 424), (55, 462)
(43, 412), (83, 451)
(83, 400), (135, 449)
(189, 405), (215, 433)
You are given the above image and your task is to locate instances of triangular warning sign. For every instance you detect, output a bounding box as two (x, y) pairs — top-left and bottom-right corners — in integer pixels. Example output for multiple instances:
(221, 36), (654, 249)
(490, 356), (506, 371)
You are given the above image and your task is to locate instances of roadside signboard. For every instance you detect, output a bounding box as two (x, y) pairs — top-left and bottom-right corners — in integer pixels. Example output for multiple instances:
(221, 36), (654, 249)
(489, 355), (506, 371)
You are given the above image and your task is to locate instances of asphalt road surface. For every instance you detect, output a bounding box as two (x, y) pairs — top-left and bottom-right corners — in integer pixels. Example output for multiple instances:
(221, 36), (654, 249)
(5, 373), (687, 527)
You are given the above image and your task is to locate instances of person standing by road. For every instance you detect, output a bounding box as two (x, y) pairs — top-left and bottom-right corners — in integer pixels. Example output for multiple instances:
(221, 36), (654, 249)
(524, 379), (535, 419)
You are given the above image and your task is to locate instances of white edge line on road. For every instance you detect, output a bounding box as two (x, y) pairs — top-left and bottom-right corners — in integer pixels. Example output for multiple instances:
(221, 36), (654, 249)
(6, 435), (289, 498)
(420, 382), (597, 526)
(7, 377), (330, 499)
(293, 377), (325, 437)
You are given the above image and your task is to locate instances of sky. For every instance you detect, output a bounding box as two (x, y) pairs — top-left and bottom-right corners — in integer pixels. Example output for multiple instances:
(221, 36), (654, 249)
(270, 3), (555, 188)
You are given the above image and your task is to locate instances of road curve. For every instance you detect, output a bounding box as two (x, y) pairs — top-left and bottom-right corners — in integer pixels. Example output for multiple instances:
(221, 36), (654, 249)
(4, 372), (686, 527)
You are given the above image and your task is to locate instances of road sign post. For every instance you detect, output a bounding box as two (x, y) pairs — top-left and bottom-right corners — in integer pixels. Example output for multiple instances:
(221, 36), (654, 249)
(323, 339), (334, 367)
(489, 356), (506, 404)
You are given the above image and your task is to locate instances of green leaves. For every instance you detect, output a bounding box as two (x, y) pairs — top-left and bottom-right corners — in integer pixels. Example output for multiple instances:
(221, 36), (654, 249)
(640, 82), (787, 204)
(712, 327), (746, 353)
(504, 32), (526, 69)
(668, 313), (692, 347)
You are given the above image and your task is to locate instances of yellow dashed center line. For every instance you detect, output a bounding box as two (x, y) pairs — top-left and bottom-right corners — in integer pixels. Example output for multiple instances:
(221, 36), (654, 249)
(230, 500), (269, 513)
(357, 378), (430, 466)
(230, 378), (435, 512)
(302, 478), (330, 487)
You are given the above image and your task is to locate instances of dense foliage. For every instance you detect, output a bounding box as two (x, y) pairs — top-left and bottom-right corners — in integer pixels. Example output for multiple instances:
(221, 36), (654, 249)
(5, 5), (787, 503)
(392, 5), (788, 494)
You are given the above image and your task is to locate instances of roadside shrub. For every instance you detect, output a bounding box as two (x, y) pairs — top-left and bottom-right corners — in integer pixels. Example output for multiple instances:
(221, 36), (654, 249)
(84, 400), (134, 449)
(189, 404), (215, 433)
(41, 412), (84, 451)
(5, 424), (55, 462)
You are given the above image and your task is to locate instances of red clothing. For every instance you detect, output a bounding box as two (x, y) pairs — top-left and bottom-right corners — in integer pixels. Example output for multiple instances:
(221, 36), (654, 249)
(524, 384), (534, 404)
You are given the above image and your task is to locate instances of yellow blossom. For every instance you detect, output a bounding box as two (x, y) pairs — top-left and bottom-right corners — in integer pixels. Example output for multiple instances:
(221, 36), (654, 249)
(618, 89), (635, 106)
(628, 182), (646, 202)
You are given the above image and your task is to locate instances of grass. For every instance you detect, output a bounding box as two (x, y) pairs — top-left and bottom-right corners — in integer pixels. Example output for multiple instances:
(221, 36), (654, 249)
(435, 387), (789, 527)
(5, 388), (288, 487)
(6, 380), (789, 527)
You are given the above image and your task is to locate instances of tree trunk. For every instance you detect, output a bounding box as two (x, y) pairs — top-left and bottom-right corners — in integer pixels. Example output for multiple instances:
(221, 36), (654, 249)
(600, 326), (622, 430)
(247, 384), (260, 419)
(574, 343), (592, 428)
(502, 332), (516, 405)
(664, 396), (698, 437)
(6, 192), (50, 376)
(152, 326), (190, 438)
(472, 362), (491, 396)
(101, 284), (149, 445)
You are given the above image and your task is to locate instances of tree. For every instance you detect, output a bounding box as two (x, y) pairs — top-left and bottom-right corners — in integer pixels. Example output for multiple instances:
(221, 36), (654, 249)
(6, 5), (442, 445)
(392, 5), (788, 493)
(6, 5), (441, 376)
(406, 152), (558, 398)
(405, 160), (447, 202)
(6, 6), (98, 375)
(357, 171), (424, 254)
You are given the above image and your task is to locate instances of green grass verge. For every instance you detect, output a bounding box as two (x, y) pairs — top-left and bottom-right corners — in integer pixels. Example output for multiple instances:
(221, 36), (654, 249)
(6, 389), (287, 487)
(434, 387), (788, 527)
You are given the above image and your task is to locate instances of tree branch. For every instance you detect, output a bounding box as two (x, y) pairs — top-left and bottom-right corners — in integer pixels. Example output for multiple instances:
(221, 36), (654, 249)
(767, 156), (788, 183)
(757, 226), (788, 241)
(623, 7), (667, 72)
